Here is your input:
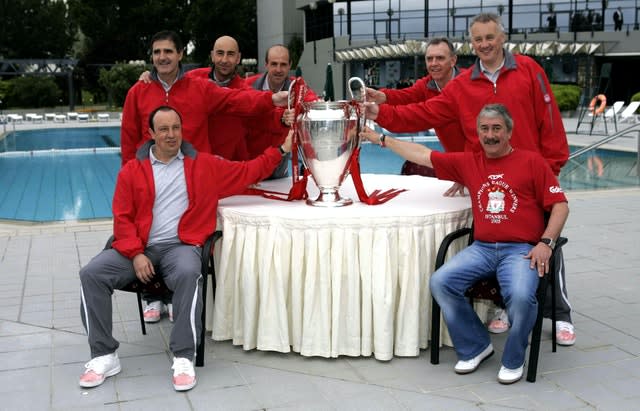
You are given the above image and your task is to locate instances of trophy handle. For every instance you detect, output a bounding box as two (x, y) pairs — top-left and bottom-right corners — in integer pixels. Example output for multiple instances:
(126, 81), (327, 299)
(347, 77), (366, 103)
(287, 78), (297, 110)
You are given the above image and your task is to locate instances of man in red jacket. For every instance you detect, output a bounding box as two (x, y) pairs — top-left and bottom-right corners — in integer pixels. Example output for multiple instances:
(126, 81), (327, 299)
(366, 37), (466, 195)
(79, 106), (293, 392)
(245, 44), (318, 178)
(120, 30), (287, 166)
(185, 35), (251, 160)
(366, 13), (574, 346)
(361, 104), (569, 384)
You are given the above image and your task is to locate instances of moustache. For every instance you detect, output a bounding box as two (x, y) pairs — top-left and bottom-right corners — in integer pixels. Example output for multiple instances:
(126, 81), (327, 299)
(482, 138), (500, 145)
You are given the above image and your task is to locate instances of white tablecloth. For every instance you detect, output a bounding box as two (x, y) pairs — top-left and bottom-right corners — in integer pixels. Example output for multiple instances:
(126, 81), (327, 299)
(209, 174), (474, 360)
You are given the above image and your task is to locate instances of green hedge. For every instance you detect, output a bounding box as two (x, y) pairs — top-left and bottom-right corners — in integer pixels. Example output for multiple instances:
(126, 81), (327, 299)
(550, 84), (581, 112)
(2, 76), (62, 108)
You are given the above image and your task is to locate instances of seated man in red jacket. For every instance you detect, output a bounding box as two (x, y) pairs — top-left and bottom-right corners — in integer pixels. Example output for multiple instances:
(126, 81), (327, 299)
(78, 106), (292, 392)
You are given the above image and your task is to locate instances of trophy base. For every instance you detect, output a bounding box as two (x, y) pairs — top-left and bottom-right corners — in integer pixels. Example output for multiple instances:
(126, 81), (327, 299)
(306, 189), (353, 207)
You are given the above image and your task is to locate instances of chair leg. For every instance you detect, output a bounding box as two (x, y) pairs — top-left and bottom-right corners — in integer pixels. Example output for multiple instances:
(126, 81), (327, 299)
(551, 253), (558, 353)
(526, 277), (548, 382)
(430, 298), (441, 364)
(136, 292), (147, 335)
(195, 232), (222, 367)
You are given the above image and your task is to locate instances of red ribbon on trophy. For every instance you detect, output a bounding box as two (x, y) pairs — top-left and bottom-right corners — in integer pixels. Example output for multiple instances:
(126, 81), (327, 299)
(345, 90), (406, 205)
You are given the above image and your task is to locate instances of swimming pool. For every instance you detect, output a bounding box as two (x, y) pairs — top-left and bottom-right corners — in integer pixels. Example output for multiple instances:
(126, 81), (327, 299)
(1, 127), (120, 222)
(1, 127), (638, 222)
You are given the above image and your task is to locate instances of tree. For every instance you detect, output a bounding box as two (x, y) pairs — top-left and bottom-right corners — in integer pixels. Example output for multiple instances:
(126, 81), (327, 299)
(0, 0), (75, 58)
(185, 0), (257, 65)
(98, 62), (148, 108)
(67, 0), (192, 64)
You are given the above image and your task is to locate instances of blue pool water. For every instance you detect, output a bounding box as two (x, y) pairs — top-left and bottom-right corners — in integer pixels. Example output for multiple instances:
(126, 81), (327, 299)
(0, 126), (120, 152)
(1, 127), (638, 222)
(1, 127), (121, 222)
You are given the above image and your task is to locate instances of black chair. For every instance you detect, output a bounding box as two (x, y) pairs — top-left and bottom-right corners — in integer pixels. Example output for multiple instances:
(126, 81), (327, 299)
(104, 230), (222, 367)
(429, 226), (568, 382)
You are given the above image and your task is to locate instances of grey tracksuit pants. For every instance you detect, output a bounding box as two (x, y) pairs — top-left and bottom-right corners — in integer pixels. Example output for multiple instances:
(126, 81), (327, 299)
(79, 243), (203, 360)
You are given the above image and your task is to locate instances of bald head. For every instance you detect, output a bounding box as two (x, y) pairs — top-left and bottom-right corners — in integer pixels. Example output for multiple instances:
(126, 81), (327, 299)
(264, 45), (291, 92)
(211, 35), (241, 81)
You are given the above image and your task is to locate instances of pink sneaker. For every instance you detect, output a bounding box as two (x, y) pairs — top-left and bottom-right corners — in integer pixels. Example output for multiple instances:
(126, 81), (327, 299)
(143, 300), (164, 323)
(172, 357), (196, 391)
(79, 353), (121, 388)
(556, 321), (576, 346)
(488, 309), (510, 334)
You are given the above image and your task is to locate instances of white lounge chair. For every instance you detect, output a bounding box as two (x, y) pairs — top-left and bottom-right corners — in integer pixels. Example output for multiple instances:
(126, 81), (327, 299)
(7, 114), (24, 123)
(600, 101), (625, 133)
(26, 113), (44, 123)
(66, 112), (79, 121)
(44, 113), (56, 121)
(97, 113), (110, 122)
(618, 101), (640, 123)
(54, 114), (66, 123)
(78, 113), (90, 122)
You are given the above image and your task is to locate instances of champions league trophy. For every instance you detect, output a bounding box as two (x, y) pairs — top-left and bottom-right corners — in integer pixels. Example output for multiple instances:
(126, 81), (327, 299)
(295, 77), (366, 207)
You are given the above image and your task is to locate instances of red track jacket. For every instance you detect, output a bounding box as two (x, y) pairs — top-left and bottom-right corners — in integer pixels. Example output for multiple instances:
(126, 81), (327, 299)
(186, 68), (251, 160)
(112, 140), (283, 258)
(120, 68), (273, 165)
(380, 69), (466, 153)
(376, 52), (569, 175)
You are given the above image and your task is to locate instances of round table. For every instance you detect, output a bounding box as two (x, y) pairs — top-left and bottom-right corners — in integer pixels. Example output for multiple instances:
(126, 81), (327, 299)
(210, 174), (473, 360)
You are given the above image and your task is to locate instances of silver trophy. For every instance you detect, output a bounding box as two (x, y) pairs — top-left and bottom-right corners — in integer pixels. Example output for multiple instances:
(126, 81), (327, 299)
(296, 77), (366, 207)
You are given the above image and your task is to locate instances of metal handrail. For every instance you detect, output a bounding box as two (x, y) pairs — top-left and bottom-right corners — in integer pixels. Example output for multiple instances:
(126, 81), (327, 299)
(569, 122), (640, 160)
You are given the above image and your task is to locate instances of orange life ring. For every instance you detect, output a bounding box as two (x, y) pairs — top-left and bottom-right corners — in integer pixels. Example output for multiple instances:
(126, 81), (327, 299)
(589, 94), (607, 115)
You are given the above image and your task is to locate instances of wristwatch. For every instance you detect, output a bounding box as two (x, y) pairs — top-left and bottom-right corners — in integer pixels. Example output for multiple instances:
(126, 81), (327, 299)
(539, 237), (555, 250)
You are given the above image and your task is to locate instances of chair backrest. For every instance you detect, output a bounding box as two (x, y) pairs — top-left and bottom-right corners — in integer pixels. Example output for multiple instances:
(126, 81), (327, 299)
(619, 101), (640, 120)
(604, 101), (625, 118)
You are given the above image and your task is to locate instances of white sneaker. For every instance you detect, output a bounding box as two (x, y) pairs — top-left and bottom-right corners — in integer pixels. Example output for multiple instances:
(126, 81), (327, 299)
(167, 303), (174, 322)
(498, 364), (524, 384)
(143, 300), (165, 323)
(488, 309), (510, 334)
(79, 352), (121, 388)
(454, 344), (494, 374)
(556, 321), (576, 346)
(172, 357), (197, 391)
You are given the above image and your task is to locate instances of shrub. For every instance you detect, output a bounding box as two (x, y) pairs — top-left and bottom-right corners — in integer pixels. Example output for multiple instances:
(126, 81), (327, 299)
(550, 84), (581, 111)
(3, 76), (62, 108)
(631, 91), (640, 102)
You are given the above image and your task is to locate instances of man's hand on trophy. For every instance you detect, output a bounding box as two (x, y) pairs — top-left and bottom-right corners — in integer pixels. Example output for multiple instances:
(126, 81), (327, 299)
(138, 70), (152, 84)
(272, 91), (288, 107)
(358, 126), (381, 144)
(281, 109), (295, 127)
(363, 102), (380, 121)
(365, 87), (387, 104)
(281, 129), (294, 153)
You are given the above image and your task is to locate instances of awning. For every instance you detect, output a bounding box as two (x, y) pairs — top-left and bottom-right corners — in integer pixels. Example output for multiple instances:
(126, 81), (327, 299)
(334, 40), (603, 62)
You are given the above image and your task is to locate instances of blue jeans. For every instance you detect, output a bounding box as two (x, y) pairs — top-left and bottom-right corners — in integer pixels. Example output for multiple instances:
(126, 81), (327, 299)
(430, 241), (539, 369)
